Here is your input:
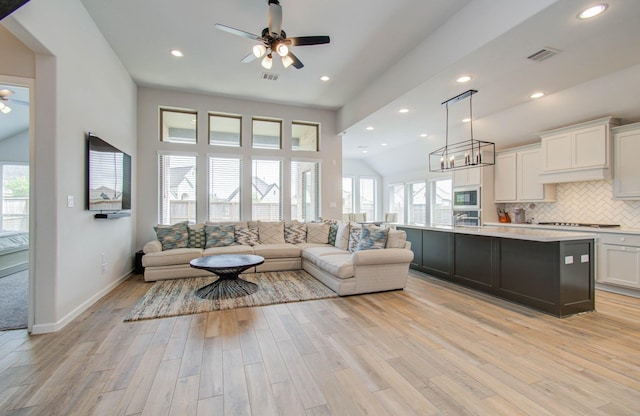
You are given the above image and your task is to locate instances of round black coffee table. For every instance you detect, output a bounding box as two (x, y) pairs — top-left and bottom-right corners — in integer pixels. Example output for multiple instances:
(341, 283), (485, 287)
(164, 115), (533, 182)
(189, 254), (265, 300)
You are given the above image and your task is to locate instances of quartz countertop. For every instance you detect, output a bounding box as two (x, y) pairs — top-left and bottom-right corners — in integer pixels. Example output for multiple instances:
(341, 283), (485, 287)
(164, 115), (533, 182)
(397, 224), (597, 242)
(483, 222), (640, 236)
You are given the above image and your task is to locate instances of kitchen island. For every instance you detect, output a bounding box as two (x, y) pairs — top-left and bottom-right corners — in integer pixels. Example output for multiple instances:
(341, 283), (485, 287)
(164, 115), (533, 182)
(397, 225), (597, 317)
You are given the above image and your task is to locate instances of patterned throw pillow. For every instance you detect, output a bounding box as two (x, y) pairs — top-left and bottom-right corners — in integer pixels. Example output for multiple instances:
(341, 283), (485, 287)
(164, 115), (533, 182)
(188, 224), (206, 248)
(307, 222), (330, 244)
(258, 221), (285, 244)
(356, 226), (389, 251)
(348, 226), (362, 252)
(154, 221), (189, 250)
(235, 226), (260, 246)
(204, 224), (236, 248)
(328, 223), (338, 245)
(285, 223), (307, 244)
(335, 222), (350, 250)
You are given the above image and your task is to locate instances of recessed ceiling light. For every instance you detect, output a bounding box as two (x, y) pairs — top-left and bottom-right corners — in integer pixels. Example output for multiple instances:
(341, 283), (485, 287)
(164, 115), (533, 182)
(170, 49), (184, 57)
(381, 143), (388, 146)
(420, 133), (428, 137)
(362, 150), (368, 154)
(530, 92), (545, 99)
(577, 4), (608, 19)
(320, 75), (330, 82)
(456, 75), (472, 83)
(399, 108), (409, 113)
(366, 126), (374, 131)
(462, 118), (471, 123)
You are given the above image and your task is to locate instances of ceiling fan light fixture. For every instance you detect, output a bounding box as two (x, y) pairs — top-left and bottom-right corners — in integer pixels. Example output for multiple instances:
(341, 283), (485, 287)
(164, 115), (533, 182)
(253, 44), (267, 58)
(276, 43), (289, 57)
(261, 54), (273, 69)
(281, 54), (294, 68)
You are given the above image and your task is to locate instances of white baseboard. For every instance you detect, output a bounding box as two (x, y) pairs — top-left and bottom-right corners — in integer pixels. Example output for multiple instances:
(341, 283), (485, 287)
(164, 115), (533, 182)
(30, 269), (133, 334)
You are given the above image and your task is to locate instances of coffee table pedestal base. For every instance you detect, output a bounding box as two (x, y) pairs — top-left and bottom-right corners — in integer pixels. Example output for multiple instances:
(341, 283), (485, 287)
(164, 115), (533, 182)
(196, 275), (258, 300)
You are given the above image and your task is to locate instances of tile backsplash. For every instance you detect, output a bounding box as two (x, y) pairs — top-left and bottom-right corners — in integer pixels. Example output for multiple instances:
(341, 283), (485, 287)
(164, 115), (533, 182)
(503, 180), (640, 229)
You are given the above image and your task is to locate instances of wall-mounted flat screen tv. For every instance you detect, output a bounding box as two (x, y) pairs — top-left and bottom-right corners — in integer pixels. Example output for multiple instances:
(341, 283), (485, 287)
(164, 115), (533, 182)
(87, 132), (131, 212)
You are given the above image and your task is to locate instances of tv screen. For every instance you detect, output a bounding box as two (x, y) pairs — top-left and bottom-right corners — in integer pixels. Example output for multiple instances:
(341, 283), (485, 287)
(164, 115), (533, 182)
(87, 133), (131, 212)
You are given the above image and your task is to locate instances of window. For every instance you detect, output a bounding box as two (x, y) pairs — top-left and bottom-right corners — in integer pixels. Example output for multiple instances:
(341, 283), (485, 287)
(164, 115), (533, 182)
(208, 157), (242, 222)
(359, 177), (376, 222)
(431, 178), (452, 226)
(159, 154), (197, 224)
(342, 177), (354, 215)
(292, 122), (319, 151)
(252, 118), (281, 149)
(291, 161), (320, 222)
(209, 113), (241, 147)
(388, 183), (405, 224)
(1, 164), (29, 233)
(252, 159), (282, 220)
(407, 181), (427, 225)
(160, 109), (197, 143)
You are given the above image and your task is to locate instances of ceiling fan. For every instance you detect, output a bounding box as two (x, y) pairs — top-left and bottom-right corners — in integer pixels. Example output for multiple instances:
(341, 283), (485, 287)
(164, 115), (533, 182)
(215, 0), (330, 70)
(0, 89), (28, 114)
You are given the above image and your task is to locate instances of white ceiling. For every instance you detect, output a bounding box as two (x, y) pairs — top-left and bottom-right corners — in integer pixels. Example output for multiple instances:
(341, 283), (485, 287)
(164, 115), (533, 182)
(77, 0), (640, 175)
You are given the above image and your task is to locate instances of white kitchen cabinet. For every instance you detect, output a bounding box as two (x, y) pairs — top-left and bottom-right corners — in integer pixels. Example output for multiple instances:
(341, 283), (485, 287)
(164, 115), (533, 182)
(539, 116), (619, 183)
(612, 122), (640, 199)
(453, 166), (481, 187)
(452, 165), (497, 224)
(597, 234), (640, 289)
(494, 145), (555, 203)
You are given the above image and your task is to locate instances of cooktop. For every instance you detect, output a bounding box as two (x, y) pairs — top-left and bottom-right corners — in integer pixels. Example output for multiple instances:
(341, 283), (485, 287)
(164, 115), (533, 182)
(537, 222), (620, 228)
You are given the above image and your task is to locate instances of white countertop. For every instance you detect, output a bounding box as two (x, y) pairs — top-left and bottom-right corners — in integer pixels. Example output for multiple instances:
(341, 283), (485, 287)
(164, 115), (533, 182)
(397, 224), (597, 242)
(484, 222), (640, 236)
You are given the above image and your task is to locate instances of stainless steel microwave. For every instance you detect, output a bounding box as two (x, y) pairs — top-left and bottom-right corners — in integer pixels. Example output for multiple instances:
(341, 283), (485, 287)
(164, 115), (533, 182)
(453, 186), (480, 210)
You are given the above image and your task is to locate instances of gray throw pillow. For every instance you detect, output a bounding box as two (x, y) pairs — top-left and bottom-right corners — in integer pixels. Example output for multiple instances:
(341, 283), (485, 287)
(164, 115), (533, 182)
(205, 224), (236, 248)
(154, 221), (189, 250)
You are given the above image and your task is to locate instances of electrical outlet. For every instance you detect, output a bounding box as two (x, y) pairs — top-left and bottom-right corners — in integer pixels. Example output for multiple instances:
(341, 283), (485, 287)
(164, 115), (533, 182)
(67, 195), (74, 208)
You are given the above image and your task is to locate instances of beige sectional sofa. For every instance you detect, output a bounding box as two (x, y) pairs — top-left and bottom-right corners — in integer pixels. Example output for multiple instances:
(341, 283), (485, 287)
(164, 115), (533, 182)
(142, 220), (414, 296)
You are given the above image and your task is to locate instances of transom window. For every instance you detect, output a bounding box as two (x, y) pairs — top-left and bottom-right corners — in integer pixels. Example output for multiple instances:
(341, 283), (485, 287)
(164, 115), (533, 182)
(160, 109), (197, 144)
(291, 122), (319, 151)
(209, 113), (241, 147)
(252, 118), (281, 149)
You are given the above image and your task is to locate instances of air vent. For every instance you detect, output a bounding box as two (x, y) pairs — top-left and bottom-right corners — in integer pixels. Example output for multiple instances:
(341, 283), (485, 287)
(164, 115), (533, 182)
(527, 47), (561, 62)
(261, 72), (279, 81)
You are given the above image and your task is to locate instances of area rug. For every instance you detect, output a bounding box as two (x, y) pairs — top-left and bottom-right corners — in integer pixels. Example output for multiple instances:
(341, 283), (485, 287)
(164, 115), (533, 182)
(124, 270), (338, 322)
(0, 269), (28, 331)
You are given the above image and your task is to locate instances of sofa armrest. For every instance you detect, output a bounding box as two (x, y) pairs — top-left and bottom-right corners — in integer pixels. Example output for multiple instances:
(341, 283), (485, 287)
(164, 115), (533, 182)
(351, 248), (414, 266)
(143, 240), (162, 254)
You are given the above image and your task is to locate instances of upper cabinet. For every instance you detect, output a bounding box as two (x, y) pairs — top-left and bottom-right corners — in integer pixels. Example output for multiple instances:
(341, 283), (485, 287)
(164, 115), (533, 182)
(539, 117), (619, 184)
(494, 145), (556, 203)
(612, 122), (640, 200)
(452, 166), (481, 187)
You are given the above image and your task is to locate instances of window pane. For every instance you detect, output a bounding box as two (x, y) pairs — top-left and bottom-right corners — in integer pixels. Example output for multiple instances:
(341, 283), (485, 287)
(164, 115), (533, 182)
(408, 182), (426, 225)
(209, 114), (241, 147)
(252, 159), (282, 221)
(252, 119), (281, 149)
(342, 177), (353, 214)
(359, 178), (376, 221)
(291, 161), (320, 222)
(161, 109), (197, 143)
(431, 179), (452, 226)
(159, 154), (197, 224)
(209, 157), (241, 221)
(292, 122), (318, 151)
(388, 184), (405, 224)
(1, 164), (29, 233)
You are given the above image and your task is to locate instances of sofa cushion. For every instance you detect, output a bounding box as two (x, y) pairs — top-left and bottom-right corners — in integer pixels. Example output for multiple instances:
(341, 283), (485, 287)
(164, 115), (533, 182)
(154, 221), (189, 250)
(314, 253), (355, 279)
(348, 226), (362, 252)
(253, 243), (301, 259)
(284, 222), (307, 244)
(301, 246), (348, 263)
(188, 224), (206, 248)
(295, 242), (332, 250)
(205, 224), (236, 248)
(203, 244), (254, 257)
(235, 226), (259, 246)
(356, 226), (389, 251)
(385, 229), (407, 248)
(142, 248), (202, 267)
(335, 222), (350, 250)
(307, 222), (329, 244)
(258, 221), (285, 244)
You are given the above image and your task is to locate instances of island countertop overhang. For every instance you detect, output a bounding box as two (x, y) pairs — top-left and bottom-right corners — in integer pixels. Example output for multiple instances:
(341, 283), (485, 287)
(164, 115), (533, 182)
(397, 224), (596, 242)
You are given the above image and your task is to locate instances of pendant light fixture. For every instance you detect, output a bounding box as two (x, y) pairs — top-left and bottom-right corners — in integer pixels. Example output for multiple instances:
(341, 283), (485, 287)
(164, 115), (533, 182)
(429, 89), (495, 172)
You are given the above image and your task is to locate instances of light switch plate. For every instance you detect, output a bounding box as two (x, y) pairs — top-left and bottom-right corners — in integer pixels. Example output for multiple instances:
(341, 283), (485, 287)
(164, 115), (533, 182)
(67, 195), (74, 208)
(564, 256), (574, 265)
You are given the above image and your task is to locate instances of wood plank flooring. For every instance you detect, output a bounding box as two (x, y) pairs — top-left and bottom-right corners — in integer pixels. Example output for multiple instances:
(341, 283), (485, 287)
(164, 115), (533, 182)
(1, 271), (639, 415)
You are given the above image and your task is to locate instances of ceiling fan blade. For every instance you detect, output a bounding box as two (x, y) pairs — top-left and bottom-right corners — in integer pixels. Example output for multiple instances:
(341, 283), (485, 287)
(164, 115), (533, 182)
(215, 23), (261, 41)
(267, 0), (282, 36)
(286, 36), (330, 47)
(241, 52), (258, 63)
(288, 51), (304, 69)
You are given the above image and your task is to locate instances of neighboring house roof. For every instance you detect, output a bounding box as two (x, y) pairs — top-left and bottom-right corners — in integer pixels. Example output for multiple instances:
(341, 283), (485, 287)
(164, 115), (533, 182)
(226, 177), (280, 202)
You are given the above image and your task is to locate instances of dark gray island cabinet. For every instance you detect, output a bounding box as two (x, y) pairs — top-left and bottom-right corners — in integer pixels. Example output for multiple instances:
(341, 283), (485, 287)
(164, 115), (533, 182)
(398, 225), (597, 317)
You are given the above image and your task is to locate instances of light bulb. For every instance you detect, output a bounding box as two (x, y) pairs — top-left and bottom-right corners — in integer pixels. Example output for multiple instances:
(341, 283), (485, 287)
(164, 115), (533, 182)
(253, 44), (266, 58)
(276, 43), (289, 57)
(281, 55), (294, 68)
(261, 54), (273, 69)
(0, 102), (11, 114)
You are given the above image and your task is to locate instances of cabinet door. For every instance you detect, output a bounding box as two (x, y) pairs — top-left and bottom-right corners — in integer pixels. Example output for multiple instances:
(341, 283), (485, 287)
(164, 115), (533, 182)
(597, 244), (640, 288)
(453, 166), (481, 187)
(573, 125), (607, 168)
(613, 128), (640, 198)
(494, 153), (516, 202)
(517, 149), (544, 201)
(542, 132), (572, 171)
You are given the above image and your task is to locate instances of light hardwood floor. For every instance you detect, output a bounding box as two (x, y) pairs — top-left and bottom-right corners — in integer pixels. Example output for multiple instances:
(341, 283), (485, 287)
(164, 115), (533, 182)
(1, 271), (639, 416)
